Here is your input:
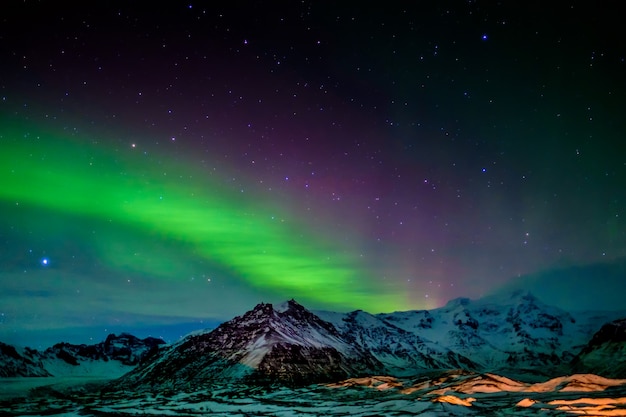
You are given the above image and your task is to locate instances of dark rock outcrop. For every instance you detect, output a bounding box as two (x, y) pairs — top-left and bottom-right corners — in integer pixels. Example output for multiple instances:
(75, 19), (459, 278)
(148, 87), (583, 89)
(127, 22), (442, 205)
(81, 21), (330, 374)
(0, 341), (50, 377)
(571, 318), (626, 378)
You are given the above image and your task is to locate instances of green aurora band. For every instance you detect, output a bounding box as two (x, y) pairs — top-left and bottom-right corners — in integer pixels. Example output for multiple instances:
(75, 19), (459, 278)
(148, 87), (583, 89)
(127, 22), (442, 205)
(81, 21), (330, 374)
(0, 119), (407, 312)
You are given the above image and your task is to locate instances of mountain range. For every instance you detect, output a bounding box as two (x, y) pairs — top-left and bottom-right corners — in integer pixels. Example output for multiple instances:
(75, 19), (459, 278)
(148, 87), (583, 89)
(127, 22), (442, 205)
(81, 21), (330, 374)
(0, 333), (164, 378)
(114, 291), (626, 389)
(2, 291), (625, 389)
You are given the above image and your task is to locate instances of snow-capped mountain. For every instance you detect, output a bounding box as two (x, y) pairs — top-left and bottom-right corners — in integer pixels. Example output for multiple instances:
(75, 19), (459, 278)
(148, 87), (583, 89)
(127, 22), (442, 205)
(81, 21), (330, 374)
(115, 300), (383, 389)
(571, 318), (626, 377)
(0, 333), (165, 378)
(373, 290), (622, 378)
(111, 292), (626, 390)
(5, 291), (624, 388)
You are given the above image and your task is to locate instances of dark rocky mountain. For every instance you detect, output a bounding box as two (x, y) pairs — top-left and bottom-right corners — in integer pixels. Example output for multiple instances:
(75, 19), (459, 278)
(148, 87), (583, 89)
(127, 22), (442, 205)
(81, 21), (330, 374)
(42, 333), (165, 367)
(571, 318), (626, 378)
(0, 341), (50, 377)
(115, 300), (383, 389)
(0, 333), (165, 378)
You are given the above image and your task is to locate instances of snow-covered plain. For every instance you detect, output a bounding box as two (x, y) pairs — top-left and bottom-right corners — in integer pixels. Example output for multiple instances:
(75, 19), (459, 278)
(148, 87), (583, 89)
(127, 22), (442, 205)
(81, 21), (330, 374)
(3, 371), (626, 416)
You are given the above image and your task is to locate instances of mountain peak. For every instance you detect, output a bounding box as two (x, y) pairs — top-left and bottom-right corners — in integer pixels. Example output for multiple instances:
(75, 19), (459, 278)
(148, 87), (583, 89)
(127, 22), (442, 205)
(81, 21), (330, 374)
(510, 289), (537, 302)
(445, 297), (472, 308)
(243, 299), (308, 322)
(246, 302), (275, 318)
(441, 290), (543, 311)
(477, 289), (540, 307)
(116, 299), (382, 388)
(275, 299), (303, 313)
(104, 332), (138, 343)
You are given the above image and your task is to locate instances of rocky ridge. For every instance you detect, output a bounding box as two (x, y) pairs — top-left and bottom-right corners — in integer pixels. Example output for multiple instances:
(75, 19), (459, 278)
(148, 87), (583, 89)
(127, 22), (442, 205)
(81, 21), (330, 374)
(0, 333), (165, 378)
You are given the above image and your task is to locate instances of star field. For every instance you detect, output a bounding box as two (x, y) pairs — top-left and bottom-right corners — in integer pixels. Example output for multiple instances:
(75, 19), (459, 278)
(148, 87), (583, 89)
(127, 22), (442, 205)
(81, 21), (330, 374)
(1, 2), (625, 347)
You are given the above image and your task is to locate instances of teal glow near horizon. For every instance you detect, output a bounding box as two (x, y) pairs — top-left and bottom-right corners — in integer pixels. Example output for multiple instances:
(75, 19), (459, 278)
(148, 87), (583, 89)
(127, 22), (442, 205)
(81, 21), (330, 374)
(0, 119), (409, 313)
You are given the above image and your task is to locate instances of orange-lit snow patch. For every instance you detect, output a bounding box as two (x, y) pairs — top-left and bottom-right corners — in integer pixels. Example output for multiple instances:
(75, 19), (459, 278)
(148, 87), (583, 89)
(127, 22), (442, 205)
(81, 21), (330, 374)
(326, 375), (402, 390)
(547, 396), (626, 415)
(516, 398), (538, 407)
(432, 395), (476, 407)
(530, 374), (626, 393)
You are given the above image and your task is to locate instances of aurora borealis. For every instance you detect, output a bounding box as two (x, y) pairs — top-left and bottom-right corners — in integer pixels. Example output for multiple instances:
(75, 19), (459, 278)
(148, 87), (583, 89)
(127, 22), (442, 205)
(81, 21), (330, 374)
(1, 116), (396, 309)
(1, 2), (625, 346)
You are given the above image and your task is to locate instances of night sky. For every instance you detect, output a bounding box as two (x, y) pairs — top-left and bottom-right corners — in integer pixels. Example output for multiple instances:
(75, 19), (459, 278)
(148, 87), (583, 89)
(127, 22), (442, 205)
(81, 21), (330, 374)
(1, 2), (625, 347)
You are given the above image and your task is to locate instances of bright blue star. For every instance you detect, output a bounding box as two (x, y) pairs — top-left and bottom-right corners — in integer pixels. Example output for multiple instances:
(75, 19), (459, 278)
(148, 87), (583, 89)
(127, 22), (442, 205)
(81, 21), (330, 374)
(41, 258), (49, 266)
(481, 34), (488, 41)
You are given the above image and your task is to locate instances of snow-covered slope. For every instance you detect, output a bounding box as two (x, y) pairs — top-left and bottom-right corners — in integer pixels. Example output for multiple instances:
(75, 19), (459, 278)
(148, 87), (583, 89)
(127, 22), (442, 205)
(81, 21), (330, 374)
(115, 300), (383, 389)
(314, 308), (477, 375)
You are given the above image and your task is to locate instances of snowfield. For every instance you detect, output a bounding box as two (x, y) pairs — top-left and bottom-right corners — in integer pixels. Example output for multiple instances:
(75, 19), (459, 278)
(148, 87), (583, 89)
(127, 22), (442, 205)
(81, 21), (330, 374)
(2, 371), (626, 416)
